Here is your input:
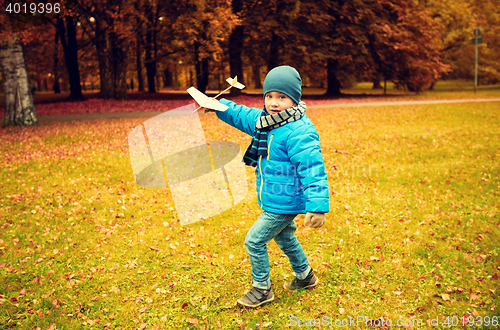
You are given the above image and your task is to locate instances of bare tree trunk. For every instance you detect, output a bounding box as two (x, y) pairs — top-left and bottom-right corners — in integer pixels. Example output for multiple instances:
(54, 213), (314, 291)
(194, 42), (209, 93)
(228, 0), (244, 96)
(163, 68), (172, 88)
(136, 35), (144, 92)
(325, 58), (342, 96)
(57, 16), (84, 100)
(95, 19), (128, 100)
(144, 2), (157, 93)
(0, 36), (37, 126)
(135, 18), (145, 92)
(267, 32), (280, 71)
(112, 34), (128, 99)
(253, 65), (262, 89)
(372, 76), (382, 89)
(53, 29), (61, 93)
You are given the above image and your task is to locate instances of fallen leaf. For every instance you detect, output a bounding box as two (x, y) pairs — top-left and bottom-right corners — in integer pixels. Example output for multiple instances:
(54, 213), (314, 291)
(339, 307), (346, 314)
(441, 293), (450, 301)
(415, 306), (427, 313)
(41, 289), (55, 298)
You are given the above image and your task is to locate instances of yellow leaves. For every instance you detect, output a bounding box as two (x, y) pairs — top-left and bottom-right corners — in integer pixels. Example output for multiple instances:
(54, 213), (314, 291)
(66, 279), (77, 289)
(188, 318), (199, 325)
(110, 286), (120, 294)
(41, 289), (55, 299)
(441, 293), (450, 301)
(339, 307), (346, 314)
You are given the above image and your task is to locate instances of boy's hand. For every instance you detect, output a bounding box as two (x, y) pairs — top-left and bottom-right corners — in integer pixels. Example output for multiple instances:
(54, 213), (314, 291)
(304, 212), (325, 228)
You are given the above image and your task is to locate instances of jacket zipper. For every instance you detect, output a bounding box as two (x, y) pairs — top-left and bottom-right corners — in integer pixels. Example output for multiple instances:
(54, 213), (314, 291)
(267, 135), (274, 161)
(259, 155), (263, 205)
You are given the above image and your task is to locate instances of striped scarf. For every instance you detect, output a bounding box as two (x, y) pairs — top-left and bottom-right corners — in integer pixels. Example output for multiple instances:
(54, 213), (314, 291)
(243, 101), (306, 167)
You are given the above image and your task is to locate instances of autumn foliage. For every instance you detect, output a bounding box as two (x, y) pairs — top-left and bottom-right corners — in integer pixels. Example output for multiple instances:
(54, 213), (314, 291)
(1, 0), (499, 107)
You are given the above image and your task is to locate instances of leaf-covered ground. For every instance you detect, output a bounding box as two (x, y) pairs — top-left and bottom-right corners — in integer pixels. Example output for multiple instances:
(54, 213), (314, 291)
(0, 99), (499, 329)
(1, 80), (499, 116)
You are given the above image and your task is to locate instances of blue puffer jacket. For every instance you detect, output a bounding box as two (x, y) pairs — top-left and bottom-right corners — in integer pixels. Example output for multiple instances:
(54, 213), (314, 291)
(216, 99), (329, 214)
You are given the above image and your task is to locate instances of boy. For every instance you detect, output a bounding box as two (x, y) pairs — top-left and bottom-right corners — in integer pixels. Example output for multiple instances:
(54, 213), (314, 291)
(215, 66), (329, 307)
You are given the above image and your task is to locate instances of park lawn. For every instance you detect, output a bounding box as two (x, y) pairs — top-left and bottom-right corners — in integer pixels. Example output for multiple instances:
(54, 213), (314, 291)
(0, 100), (499, 329)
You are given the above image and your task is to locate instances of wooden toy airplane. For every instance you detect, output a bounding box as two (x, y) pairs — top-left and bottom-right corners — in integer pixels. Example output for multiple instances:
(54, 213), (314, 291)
(188, 76), (245, 113)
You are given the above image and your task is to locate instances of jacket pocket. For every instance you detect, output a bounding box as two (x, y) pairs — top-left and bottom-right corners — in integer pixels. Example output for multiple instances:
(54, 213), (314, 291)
(262, 177), (299, 208)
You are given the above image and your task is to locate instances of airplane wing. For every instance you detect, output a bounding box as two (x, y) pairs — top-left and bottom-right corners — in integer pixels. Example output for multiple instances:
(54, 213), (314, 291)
(187, 87), (229, 111)
(203, 98), (229, 111)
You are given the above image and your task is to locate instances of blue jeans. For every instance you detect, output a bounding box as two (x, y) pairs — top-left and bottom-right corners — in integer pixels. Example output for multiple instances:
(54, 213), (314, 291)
(245, 210), (311, 290)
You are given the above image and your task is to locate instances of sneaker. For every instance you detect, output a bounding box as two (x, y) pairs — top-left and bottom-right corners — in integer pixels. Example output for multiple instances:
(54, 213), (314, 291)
(284, 269), (319, 290)
(237, 287), (274, 308)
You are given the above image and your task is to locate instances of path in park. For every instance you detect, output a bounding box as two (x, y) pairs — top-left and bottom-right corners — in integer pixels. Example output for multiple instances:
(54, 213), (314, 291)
(37, 98), (500, 122)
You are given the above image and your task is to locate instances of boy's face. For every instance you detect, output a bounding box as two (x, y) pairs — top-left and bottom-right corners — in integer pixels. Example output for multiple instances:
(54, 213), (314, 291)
(264, 92), (296, 115)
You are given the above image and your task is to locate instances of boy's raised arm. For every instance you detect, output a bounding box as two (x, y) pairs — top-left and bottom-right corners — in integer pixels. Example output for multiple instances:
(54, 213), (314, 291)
(216, 99), (262, 136)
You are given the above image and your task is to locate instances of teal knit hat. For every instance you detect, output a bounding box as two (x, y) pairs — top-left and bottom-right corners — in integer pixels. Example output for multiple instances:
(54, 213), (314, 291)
(263, 66), (302, 105)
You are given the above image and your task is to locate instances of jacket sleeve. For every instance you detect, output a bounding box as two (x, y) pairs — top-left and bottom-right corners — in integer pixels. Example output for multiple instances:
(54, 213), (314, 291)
(286, 126), (330, 213)
(216, 99), (262, 136)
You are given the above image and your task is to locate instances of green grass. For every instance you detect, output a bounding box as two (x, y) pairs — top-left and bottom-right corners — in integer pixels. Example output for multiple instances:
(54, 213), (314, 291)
(1, 100), (500, 329)
(248, 80), (500, 98)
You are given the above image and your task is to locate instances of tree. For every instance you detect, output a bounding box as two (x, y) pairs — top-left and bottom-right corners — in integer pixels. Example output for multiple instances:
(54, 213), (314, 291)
(0, 35), (38, 126)
(170, 0), (236, 93)
(295, 0), (450, 94)
(56, 15), (84, 99)
(228, 0), (244, 95)
(0, 0), (37, 126)
(425, 0), (500, 84)
(78, 0), (133, 99)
